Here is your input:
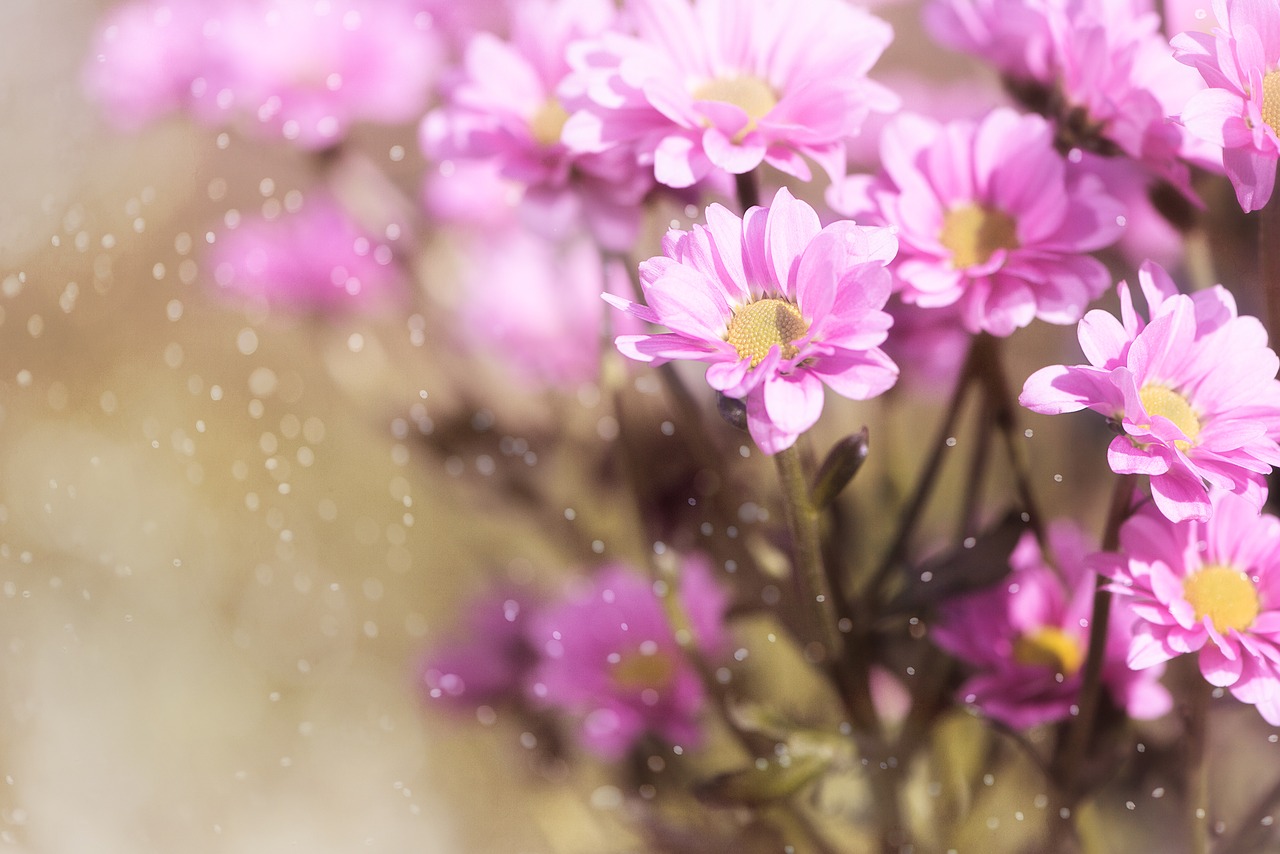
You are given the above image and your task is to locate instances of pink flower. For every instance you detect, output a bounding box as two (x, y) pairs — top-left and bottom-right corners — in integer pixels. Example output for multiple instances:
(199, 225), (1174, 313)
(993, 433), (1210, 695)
(608, 187), (899, 454)
(1174, 0), (1280, 211)
(420, 586), (539, 712)
(1020, 260), (1280, 522)
(1104, 489), (1280, 724)
(209, 192), (405, 311)
(931, 523), (1171, 729)
(561, 0), (898, 188)
(422, 0), (653, 250)
(527, 557), (729, 759)
(829, 108), (1125, 336)
(455, 229), (636, 390)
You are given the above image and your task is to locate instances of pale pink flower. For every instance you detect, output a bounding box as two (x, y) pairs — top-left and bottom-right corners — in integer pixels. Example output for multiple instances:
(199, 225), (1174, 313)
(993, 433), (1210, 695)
(209, 192), (405, 311)
(931, 523), (1171, 729)
(1174, 0), (1280, 211)
(1103, 490), (1280, 724)
(608, 187), (899, 454)
(527, 557), (729, 759)
(422, 0), (652, 250)
(1021, 260), (1280, 522)
(829, 108), (1124, 336)
(561, 0), (898, 188)
(82, 0), (212, 129)
(455, 229), (636, 390)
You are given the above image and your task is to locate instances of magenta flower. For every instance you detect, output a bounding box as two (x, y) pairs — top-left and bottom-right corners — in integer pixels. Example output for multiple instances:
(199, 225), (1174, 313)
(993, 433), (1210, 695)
(561, 0), (898, 188)
(1104, 490), (1280, 724)
(420, 586), (539, 712)
(1174, 0), (1280, 211)
(527, 557), (729, 759)
(931, 523), (1171, 730)
(608, 187), (899, 454)
(1021, 260), (1280, 522)
(829, 108), (1124, 336)
(422, 0), (652, 250)
(209, 192), (405, 312)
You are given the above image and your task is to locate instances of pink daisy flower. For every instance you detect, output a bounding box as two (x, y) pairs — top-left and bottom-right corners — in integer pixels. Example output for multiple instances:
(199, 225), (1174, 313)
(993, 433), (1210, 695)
(828, 108), (1125, 336)
(1103, 489), (1280, 724)
(1174, 0), (1280, 211)
(561, 0), (898, 188)
(422, 0), (653, 250)
(931, 523), (1171, 730)
(1020, 260), (1280, 522)
(527, 557), (729, 760)
(209, 192), (406, 312)
(607, 187), (899, 455)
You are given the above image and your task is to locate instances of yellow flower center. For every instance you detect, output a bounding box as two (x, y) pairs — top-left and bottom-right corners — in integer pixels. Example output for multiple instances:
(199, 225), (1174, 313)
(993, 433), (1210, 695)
(1138, 384), (1201, 450)
(725, 298), (809, 368)
(1263, 70), (1280, 136)
(610, 648), (677, 693)
(939, 204), (1020, 269)
(1183, 564), (1260, 634)
(1012, 626), (1085, 677)
(529, 98), (570, 147)
(692, 75), (778, 141)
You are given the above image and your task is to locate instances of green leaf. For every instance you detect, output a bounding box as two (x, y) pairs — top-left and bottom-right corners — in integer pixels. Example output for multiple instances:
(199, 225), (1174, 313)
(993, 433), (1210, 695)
(694, 753), (833, 807)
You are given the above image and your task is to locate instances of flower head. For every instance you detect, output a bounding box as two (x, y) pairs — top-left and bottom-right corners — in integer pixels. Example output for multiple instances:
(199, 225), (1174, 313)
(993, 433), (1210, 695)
(1174, 0), (1280, 210)
(608, 187), (899, 454)
(829, 108), (1124, 336)
(527, 557), (729, 759)
(209, 192), (405, 312)
(1104, 489), (1280, 724)
(932, 523), (1170, 730)
(1021, 260), (1280, 522)
(562, 0), (898, 188)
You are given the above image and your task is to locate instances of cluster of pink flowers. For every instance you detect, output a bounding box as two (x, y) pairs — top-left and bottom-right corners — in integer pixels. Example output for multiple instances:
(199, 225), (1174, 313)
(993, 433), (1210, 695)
(422, 557), (730, 759)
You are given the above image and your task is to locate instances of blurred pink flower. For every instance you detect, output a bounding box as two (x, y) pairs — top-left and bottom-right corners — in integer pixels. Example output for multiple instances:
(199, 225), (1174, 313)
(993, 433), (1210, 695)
(561, 0), (898, 188)
(1174, 0), (1280, 211)
(422, 0), (652, 250)
(1021, 261), (1280, 522)
(1105, 489), (1280, 724)
(210, 192), (405, 311)
(931, 523), (1171, 730)
(527, 557), (730, 760)
(609, 187), (899, 454)
(420, 586), (539, 712)
(830, 108), (1124, 336)
(85, 0), (442, 148)
(455, 229), (635, 390)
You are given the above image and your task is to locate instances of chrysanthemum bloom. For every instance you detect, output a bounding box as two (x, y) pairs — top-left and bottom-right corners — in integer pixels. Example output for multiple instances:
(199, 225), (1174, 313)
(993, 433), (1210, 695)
(1021, 260), (1280, 522)
(561, 0), (898, 188)
(1174, 0), (1280, 211)
(209, 192), (405, 312)
(925, 0), (1215, 194)
(931, 523), (1171, 729)
(420, 586), (539, 712)
(527, 556), (729, 759)
(608, 187), (899, 454)
(828, 108), (1125, 336)
(1103, 489), (1280, 724)
(422, 0), (652, 250)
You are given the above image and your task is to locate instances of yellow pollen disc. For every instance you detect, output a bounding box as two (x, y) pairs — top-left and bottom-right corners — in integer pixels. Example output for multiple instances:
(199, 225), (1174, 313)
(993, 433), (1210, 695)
(529, 98), (570, 147)
(1263, 70), (1280, 136)
(1138, 384), (1201, 450)
(1183, 564), (1260, 634)
(725, 298), (809, 368)
(692, 76), (778, 141)
(610, 649), (677, 692)
(1012, 626), (1085, 677)
(940, 204), (1020, 269)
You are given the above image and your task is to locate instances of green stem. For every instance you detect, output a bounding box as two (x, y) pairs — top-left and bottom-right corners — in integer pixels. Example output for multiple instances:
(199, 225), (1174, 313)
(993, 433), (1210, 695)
(1182, 655), (1212, 854)
(1050, 474), (1135, 793)
(1262, 194), (1280, 344)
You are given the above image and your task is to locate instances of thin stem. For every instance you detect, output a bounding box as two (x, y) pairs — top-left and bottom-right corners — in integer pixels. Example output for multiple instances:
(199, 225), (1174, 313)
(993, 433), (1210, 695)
(1216, 774), (1280, 854)
(1050, 474), (1135, 794)
(736, 170), (761, 211)
(1181, 655), (1212, 854)
(1261, 194), (1280, 343)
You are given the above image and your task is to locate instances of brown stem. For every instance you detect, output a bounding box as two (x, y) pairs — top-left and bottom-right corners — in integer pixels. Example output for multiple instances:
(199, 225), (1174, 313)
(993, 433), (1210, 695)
(736, 169), (762, 211)
(1261, 195), (1280, 343)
